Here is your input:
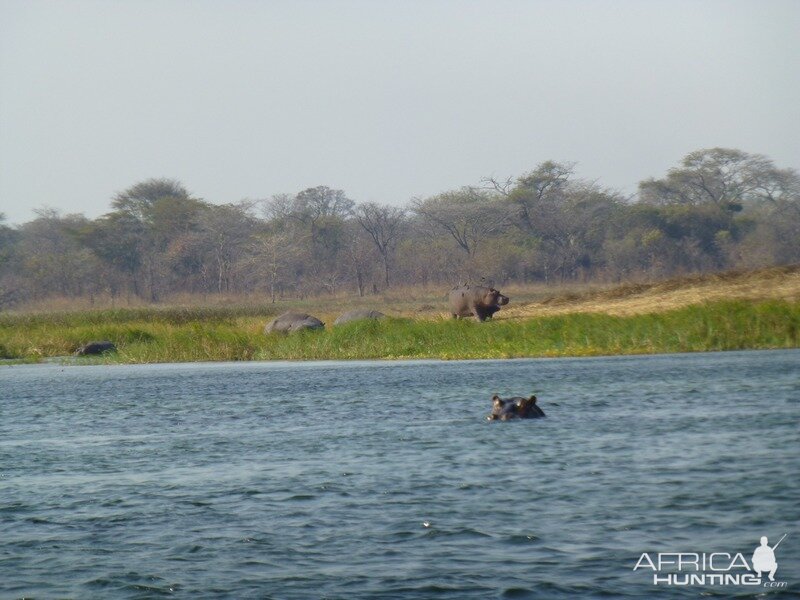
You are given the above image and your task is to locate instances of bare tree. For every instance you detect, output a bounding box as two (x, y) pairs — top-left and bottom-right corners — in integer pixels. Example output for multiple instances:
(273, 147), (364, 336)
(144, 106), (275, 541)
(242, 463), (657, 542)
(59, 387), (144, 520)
(480, 174), (515, 196)
(413, 187), (509, 259)
(250, 230), (295, 303)
(356, 202), (406, 287)
(197, 203), (257, 293)
(536, 182), (621, 280)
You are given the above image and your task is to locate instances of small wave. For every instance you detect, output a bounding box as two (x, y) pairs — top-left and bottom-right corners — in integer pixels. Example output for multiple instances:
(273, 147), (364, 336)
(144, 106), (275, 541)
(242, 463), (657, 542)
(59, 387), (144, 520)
(422, 527), (494, 540)
(84, 576), (114, 588)
(0, 502), (30, 514)
(389, 530), (422, 541)
(125, 582), (178, 596)
(457, 482), (489, 490)
(506, 534), (540, 545)
(186, 499), (212, 507)
(284, 493), (316, 501)
(86, 573), (179, 597)
(25, 516), (53, 524)
(501, 587), (536, 599)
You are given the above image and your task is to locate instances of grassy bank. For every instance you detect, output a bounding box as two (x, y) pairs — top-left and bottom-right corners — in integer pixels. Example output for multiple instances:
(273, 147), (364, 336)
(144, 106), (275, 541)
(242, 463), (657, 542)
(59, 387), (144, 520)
(1, 300), (798, 363)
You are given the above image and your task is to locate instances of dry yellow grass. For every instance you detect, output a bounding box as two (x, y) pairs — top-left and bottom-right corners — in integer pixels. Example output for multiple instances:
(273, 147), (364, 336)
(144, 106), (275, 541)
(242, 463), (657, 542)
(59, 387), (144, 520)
(500, 265), (800, 318)
(290, 266), (800, 321)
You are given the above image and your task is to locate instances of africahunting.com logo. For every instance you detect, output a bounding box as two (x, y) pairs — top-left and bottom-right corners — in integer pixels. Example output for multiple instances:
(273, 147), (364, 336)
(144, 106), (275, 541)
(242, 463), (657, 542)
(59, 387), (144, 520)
(633, 533), (789, 588)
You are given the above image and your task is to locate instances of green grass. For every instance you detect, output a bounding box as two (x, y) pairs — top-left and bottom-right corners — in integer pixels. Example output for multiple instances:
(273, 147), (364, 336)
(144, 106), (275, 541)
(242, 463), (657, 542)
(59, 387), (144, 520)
(1, 300), (798, 363)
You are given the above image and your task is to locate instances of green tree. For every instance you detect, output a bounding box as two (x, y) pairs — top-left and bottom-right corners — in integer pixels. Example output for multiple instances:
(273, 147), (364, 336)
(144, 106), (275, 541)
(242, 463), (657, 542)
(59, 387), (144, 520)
(111, 178), (191, 219)
(639, 148), (792, 209)
(77, 211), (146, 299)
(0, 213), (21, 307)
(635, 149), (800, 273)
(492, 160), (575, 234)
(82, 178), (207, 301)
(16, 209), (102, 300)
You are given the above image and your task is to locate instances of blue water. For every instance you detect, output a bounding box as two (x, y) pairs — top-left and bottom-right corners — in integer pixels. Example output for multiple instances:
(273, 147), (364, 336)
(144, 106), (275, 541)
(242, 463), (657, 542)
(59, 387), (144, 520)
(1, 350), (798, 599)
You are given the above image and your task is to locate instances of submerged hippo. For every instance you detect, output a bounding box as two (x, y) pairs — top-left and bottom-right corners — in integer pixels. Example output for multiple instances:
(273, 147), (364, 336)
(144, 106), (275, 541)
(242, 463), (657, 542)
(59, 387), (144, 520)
(333, 309), (386, 326)
(449, 285), (509, 322)
(487, 394), (546, 420)
(74, 340), (117, 356)
(265, 312), (325, 334)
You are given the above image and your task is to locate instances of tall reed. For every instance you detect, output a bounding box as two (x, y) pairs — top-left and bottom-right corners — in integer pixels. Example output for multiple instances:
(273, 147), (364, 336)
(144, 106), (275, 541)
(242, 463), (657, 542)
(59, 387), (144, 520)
(1, 300), (797, 363)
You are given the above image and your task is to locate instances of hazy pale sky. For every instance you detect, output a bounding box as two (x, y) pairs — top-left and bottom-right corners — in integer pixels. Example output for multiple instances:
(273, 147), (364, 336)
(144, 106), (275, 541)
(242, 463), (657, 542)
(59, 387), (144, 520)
(1, 0), (798, 225)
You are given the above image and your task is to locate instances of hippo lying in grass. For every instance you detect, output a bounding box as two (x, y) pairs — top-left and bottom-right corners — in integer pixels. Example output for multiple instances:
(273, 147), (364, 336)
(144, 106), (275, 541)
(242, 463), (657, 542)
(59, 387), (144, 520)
(74, 341), (117, 356)
(449, 285), (509, 322)
(333, 309), (386, 326)
(487, 394), (546, 420)
(265, 312), (325, 334)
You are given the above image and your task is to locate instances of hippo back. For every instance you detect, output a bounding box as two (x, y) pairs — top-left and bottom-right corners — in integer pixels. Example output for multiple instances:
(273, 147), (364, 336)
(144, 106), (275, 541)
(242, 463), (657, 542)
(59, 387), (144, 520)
(333, 309), (386, 326)
(265, 312), (325, 334)
(74, 340), (117, 356)
(448, 285), (473, 316)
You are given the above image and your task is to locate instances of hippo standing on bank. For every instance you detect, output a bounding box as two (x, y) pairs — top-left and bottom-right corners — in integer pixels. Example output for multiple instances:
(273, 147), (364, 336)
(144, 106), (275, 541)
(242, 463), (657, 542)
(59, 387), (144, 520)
(333, 309), (386, 326)
(265, 312), (325, 334)
(449, 285), (509, 321)
(487, 395), (546, 420)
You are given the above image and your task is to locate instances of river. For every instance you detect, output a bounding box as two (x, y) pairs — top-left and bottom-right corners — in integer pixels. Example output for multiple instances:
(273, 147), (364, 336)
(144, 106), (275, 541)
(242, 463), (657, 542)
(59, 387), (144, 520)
(1, 350), (798, 598)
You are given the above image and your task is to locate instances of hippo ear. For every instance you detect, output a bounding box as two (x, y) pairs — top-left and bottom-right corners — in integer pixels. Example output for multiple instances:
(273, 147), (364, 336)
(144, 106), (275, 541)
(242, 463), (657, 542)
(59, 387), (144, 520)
(492, 394), (504, 407)
(529, 395), (537, 404)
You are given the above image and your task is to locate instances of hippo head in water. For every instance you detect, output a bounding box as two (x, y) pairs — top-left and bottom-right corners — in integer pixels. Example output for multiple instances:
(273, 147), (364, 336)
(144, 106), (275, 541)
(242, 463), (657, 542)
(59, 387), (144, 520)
(487, 394), (545, 420)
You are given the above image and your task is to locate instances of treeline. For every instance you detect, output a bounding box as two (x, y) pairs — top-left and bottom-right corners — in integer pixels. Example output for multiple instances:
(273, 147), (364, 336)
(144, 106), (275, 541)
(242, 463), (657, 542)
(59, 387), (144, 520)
(0, 147), (798, 308)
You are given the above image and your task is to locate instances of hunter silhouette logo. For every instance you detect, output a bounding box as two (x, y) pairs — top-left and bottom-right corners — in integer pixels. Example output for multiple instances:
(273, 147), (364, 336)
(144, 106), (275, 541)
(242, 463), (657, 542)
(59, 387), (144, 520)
(633, 533), (789, 588)
(752, 534), (786, 582)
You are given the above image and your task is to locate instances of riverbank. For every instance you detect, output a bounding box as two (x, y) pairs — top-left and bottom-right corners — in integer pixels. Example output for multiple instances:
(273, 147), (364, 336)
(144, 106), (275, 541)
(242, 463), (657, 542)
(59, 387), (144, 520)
(1, 298), (798, 363)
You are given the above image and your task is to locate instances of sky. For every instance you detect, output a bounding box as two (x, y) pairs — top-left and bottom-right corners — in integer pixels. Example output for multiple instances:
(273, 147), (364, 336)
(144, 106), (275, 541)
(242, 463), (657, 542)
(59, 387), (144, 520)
(1, 0), (798, 225)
